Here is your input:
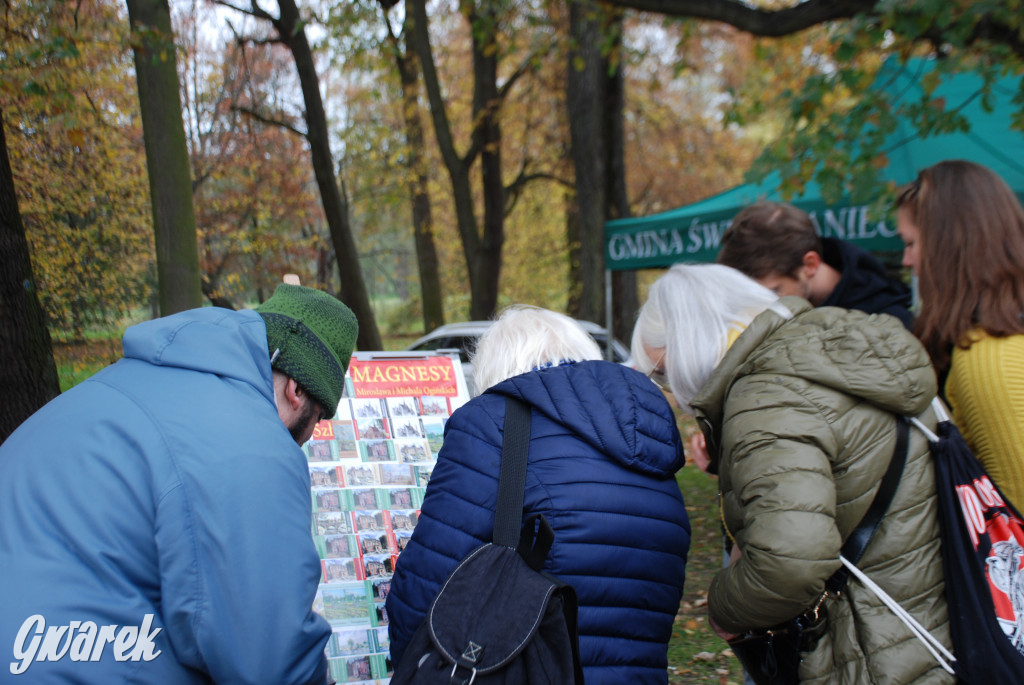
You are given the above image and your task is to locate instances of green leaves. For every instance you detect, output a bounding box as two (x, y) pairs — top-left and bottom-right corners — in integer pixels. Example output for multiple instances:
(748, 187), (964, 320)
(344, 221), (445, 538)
(21, 81), (48, 96)
(735, 0), (1024, 213)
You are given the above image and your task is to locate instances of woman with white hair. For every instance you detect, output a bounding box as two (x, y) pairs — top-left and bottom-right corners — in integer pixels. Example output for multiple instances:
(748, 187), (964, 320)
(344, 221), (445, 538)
(387, 305), (691, 685)
(633, 264), (954, 685)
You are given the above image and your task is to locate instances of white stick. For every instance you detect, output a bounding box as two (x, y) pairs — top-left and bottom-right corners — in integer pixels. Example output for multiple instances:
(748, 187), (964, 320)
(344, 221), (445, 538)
(840, 556), (956, 674)
(909, 417), (939, 444)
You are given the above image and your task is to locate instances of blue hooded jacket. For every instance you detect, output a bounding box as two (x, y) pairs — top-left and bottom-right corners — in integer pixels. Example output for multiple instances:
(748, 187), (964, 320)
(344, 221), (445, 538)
(385, 360), (691, 684)
(0, 308), (329, 684)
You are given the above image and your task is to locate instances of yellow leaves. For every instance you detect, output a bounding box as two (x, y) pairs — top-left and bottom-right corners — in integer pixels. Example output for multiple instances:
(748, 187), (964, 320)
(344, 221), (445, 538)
(920, 69), (941, 95)
(6, 0), (153, 334)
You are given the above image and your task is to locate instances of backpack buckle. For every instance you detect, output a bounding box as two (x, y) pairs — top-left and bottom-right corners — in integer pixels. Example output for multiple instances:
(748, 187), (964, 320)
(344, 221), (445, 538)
(449, 661), (477, 685)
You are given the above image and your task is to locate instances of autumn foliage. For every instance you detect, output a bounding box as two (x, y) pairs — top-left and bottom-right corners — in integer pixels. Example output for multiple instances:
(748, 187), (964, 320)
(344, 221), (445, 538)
(2, 0), (153, 340)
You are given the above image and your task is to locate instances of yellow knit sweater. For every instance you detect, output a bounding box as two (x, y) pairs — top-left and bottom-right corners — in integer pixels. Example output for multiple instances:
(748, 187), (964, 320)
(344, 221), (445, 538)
(945, 331), (1024, 511)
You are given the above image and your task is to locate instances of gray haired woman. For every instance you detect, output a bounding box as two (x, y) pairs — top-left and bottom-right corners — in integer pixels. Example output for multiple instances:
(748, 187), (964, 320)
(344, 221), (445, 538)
(388, 305), (692, 684)
(633, 264), (954, 685)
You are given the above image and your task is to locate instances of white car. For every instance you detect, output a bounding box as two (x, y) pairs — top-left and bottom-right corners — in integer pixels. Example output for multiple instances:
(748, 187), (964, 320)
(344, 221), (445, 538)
(406, 320), (631, 396)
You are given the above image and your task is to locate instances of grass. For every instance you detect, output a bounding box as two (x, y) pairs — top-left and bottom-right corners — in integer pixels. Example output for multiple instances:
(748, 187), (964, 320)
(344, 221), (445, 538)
(53, 336), (742, 682)
(669, 463), (743, 684)
(52, 338), (122, 391)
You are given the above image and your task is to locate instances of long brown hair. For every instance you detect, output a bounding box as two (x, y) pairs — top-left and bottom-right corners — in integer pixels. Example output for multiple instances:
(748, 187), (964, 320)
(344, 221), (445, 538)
(896, 160), (1024, 373)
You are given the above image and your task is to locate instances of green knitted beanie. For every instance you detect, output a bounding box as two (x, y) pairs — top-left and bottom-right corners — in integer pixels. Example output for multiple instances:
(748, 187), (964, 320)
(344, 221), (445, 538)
(255, 284), (358, 416)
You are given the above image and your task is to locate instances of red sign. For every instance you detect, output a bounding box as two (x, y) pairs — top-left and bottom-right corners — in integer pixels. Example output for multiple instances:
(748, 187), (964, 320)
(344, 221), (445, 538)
(348, 356), (458, 398)
(311, 420), (335, 441)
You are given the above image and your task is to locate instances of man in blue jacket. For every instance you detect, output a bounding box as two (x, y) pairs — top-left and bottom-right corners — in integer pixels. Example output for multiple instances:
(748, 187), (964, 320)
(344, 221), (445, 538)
(0, 284), (357, 684)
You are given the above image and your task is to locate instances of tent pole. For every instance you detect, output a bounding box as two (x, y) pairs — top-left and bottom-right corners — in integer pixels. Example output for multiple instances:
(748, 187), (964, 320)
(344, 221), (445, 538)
(605, 268), (613, 361)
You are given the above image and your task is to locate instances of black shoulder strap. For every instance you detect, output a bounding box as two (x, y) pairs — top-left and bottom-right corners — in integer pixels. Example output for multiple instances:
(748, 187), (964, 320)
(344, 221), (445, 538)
(826, 416), (910, 594)
(493, 397), (532, 548)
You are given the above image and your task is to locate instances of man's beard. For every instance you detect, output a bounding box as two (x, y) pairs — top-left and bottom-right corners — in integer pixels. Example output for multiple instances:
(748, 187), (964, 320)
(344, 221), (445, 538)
(288, 398), (319, 444)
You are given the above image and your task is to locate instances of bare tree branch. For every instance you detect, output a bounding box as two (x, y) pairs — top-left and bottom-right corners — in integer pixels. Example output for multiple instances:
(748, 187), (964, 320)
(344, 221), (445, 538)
(602, 0), (1024, 58)
(211, 0), (276, 25)
(230, 105), (307, 138)
(211, 0), (260, 21)
(927, 15), (1024, 59)
(499, 53), (538, 100)
(505, 170), (572, 214)
(603, 0), (878, 36)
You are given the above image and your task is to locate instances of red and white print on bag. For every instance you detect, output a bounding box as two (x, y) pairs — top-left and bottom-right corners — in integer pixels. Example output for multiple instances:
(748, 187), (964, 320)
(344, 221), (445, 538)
(957, 475), (1024, 654)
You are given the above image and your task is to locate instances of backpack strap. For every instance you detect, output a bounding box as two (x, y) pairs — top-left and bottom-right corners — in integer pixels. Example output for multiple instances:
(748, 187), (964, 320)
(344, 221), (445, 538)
(826, 416), (910, 594)
(493, 397), (532, 549)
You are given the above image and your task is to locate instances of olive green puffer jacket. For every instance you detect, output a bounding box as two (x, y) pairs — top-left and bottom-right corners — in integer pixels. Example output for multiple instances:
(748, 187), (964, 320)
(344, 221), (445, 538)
(691, 298), (955, 685)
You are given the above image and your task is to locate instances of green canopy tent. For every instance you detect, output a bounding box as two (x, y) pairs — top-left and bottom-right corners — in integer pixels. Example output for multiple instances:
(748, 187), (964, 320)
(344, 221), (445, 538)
(605, 59), (1024, 273)
(600, 59), (1024, 357)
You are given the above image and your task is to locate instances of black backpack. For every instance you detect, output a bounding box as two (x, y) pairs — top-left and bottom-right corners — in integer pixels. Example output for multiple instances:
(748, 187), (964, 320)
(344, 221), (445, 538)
(390, 397), (585, 685)
(912, 400), (1024, 683)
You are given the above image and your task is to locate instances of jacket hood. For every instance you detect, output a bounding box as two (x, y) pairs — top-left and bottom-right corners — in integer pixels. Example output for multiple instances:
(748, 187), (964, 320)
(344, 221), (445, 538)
(820, 237), (913, 328)
(121, 307), (275, 404)
(486, 360), (684, 477)
(693, 297), (936, 432)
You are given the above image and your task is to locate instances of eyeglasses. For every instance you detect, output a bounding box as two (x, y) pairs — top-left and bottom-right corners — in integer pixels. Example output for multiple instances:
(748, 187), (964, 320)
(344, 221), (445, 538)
(646, 352), (668, 392)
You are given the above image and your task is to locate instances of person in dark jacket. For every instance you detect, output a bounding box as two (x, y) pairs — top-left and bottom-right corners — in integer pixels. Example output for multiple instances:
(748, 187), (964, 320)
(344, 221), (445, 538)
(386, 305), (691, 685)
(717, 200), (914, 329)
(0, 284), (356, 684)
(633, 264), (954, 685)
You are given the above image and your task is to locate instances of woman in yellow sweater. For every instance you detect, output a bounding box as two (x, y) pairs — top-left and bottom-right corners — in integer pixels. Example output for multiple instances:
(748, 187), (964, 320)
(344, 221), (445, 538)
(897, 159), (1024, 511)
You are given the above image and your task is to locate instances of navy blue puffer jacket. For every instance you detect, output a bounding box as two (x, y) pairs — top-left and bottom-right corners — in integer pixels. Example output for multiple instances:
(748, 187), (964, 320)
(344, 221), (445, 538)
(386, 360), (691, 684)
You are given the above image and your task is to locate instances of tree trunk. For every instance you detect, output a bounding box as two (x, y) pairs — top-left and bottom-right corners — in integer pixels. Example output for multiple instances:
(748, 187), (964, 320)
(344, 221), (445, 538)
(410, 0), (499, 321)
(568, 3), (637, 348)
(125, 0), (203, 316)
(397, 4), (444, 333)
(0, 111), (60, 443)
(604, 12), (638, 346)
(274, 0), (383, 351)
(565, 189), (582, 315)
(567, 0), (608, 325)
(469, 1), (505, 321)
